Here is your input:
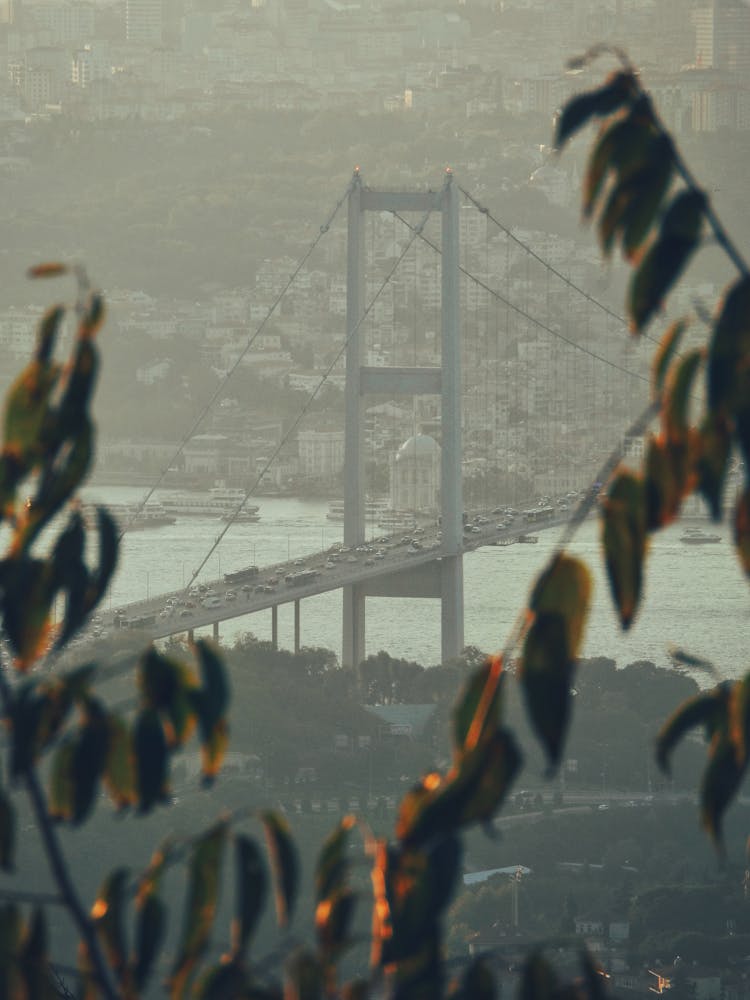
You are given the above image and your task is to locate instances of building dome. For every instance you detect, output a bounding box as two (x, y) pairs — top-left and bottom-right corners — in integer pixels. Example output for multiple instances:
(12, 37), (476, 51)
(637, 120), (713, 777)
(395, 434), (440, 463)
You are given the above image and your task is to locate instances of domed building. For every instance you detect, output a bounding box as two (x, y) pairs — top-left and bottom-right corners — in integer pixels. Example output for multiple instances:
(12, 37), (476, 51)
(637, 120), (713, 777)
(389, 434), (441, 514)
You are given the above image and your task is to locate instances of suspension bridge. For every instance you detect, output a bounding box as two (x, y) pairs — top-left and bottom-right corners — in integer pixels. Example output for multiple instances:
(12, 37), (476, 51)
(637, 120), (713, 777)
(91, 168), (661, 667)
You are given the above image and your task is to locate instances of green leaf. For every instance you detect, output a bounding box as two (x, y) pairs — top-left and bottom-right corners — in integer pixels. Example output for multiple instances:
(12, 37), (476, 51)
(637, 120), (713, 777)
(554, 71), (636, 149)
(81, 506), (119, 622)
(602, 470), (647, 629)
(3, 359), (59, 469)
(734, 486), (750, 577)
(261, 810), (299, 929)
(582, 116), (652, 219)
(231, 834), (268, 961)
(701, 728), (744, 851)
(28, 415), (94, 542)
(48, 738), (75, 822)
(56, 339), (99, 436)
(0, 904), (23, 998)
(103, 714), (137, 811)
(169, 819), (228, 999)
(35, 305), (65, 365)
(134, 708), (168, 814)
(92, 867), (130, 981)
(0, 557), (56, 669)
(652, 318), (688, 397)
(644, 434), (692, 530)
(191, 641), (230, 782)
(656, 690), (723, 774)
(619, 135), (675, 258)
(9, 682), (44, 779)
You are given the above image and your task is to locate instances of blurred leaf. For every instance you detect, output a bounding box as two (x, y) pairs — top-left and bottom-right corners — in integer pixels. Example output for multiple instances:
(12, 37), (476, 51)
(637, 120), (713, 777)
(580, 949), (607, 1000)
(315, 816), (355, 904)
(136, 840), (171, 909)
(139, 647), (196, 748)
(28, 415), (94, 541)
(91, 867), (129, 981)
(701, 727), (744, 851)
(80, 506), (119, 625)
(628, 235), (697, 333)
(0, 557), (55, 669)
(50, 509), (89, 649)
(194, 960), (247, 1000)
(134, 708), (168, 814)
(3, 358), (59, 469)
(103, 714), (137, 811)
(656, 690), (724, 773)
(554, 71), (635, 149)
(582, 115), (651, 219)
(652, 318), (688, 397)
(0, 785), (15, 873)
(644, 434), (694, 530)
(169, 819), (228, 999)
(0, 904), (23, 998)
(132, 894), (166, 993)
(707, 275), (750, 415)
(520, 555), (592, 767)
(194, 640), (230, 729)
(231, 834), (268, 961)
(79, 292), (106, 339)
(27, 262), (68, 279)
(316, 887), (357, 963)
(70, 697), (109, 824)
(35, 305), (65, 365)
(520, 950), (558, 1000)
(285, 948), (324, 1000)
(602, 470), (647, 629)
(697, 412), (732, 521)
(663, 349), (703, 442)
(9, 681), (44, 779)
(56, 340), (99, 438)
(48, 738), (75, 822)
(735, 486), (750, 577)
(453, 656), (503, 755)
(457, 957), (496, 1000)
(18, 908), (55, 1000)
(619, 135), (675, 258)
(261, 810), (299, 929)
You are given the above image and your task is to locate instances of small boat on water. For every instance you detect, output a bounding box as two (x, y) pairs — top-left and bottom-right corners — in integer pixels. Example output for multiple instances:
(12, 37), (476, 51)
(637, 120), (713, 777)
(517, 534), (538, 544)
(159, 487), (260, 520)
(680, 527), (721, 545)
(87, 502), (176, 531)
(492, 537), (517, 547)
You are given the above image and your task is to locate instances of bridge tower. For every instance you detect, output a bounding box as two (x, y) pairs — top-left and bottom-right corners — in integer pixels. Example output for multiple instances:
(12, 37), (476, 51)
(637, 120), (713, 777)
(342, 170), (463, 668)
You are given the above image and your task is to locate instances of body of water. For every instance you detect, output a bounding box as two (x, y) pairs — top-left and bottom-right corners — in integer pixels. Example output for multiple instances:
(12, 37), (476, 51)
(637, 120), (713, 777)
(84, 487), (750, 677)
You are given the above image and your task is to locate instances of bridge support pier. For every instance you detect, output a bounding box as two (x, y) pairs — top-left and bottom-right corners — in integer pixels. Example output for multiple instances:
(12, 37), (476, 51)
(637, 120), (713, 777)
(213, 621), (219, 642)
(440, 556), (464, 664)
(342, 583), (365, 670)
(294, 600), (300, 655)
(187, 629), (194, 643)
(271, 606), (278, 649)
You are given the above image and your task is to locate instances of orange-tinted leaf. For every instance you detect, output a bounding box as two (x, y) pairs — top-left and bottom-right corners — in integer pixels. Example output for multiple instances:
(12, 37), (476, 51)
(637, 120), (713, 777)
(701, 729), (744, 852)
(620, 135), (675, 258)
(261, 811), (299, 929)
(652, 318), (688, 397)
(169, 819), (228, 999)
(0, 557), (55, 669)
(27, 263), (68, 279)
(644, 434), (693, 530)
(231, 834), (267, 961)
(452, 656), (503, 756)
(284, 948), (324, 1000)
(48, 738), (75, 822)
(132, 894), (166, 992)
(316, 888), (357, 962)
(35, 305), (65, 365)
(583, 115), (651, 219)
(91, 867), (129, 981)
(528, 554), (592, 660)
(3, 359), (59, 469)
(602, 470), (647, 629)
(662, 349), (703, 443)
(315, 816), (355, 904)
(70, 697), (109, 824)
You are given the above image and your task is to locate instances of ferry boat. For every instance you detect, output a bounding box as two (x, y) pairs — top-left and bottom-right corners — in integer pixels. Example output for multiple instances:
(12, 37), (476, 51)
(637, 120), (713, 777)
(158, 487), (260, 520)
(492, 536), (517, 547)
(517, 534), (539, 544)
(326, 498), (391, 522)
(87, 502), (176, 531)
(680, 527), (721, 545)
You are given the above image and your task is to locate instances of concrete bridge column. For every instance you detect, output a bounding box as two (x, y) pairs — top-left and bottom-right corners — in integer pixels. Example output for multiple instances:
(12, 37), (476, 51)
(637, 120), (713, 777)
(213, 621), (219, 642)
(271, 606), (278, 649)
(342, 583), (365, 669)
(187, 629), (194, 643)
(440, 555), (464, 664)
(294, 599), (300, 655)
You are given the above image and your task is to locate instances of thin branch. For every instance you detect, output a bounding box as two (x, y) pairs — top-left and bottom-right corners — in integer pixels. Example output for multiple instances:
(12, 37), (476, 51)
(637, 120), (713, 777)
(0, 661), (120, 1000)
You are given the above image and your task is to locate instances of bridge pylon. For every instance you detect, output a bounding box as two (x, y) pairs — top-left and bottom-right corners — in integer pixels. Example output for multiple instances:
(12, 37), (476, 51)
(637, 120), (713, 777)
(341, 170), (464, 668)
